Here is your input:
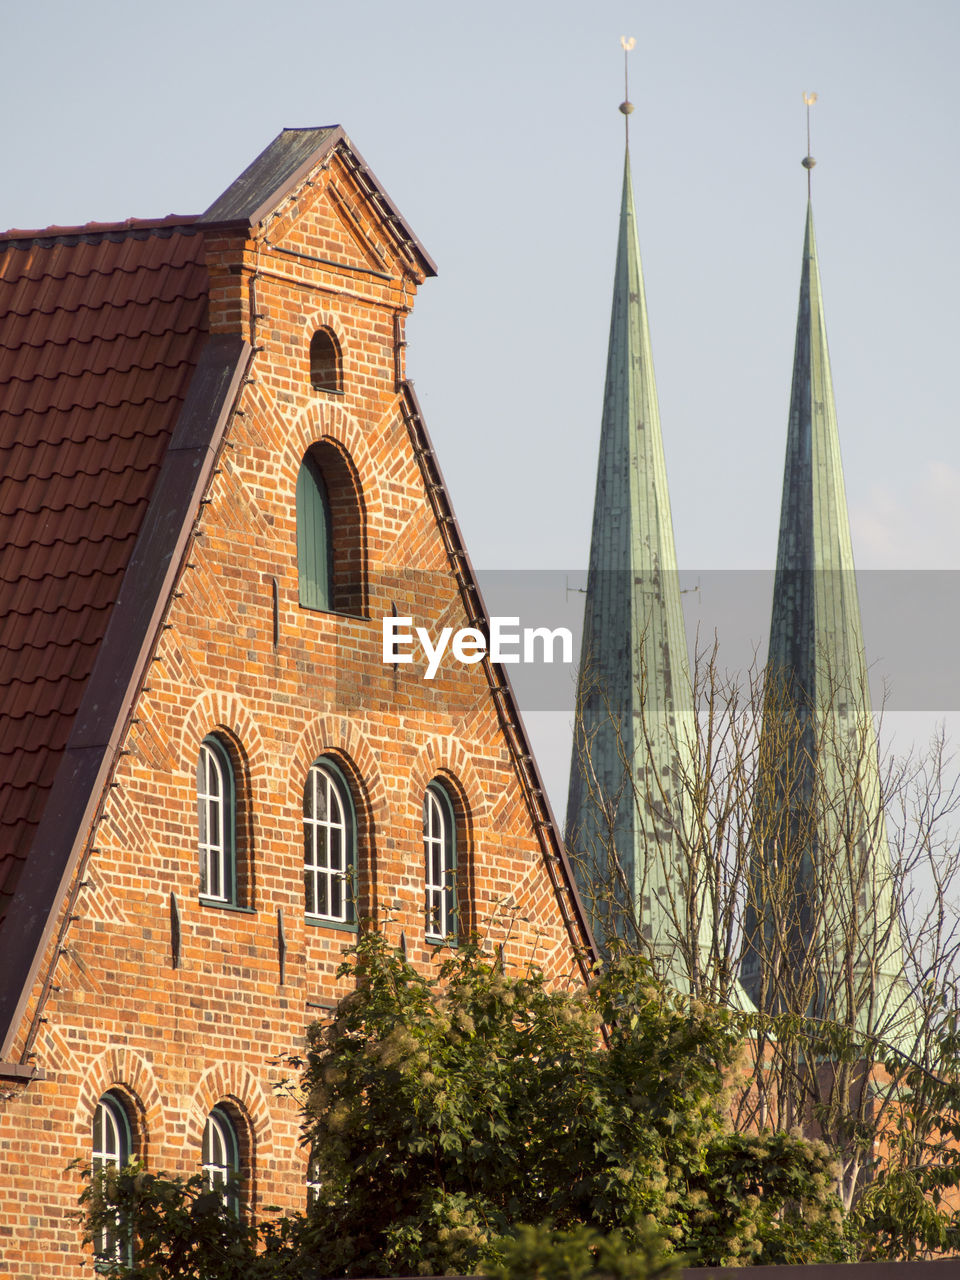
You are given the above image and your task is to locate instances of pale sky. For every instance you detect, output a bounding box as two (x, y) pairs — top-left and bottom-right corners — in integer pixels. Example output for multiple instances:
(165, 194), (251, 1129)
(5, 0), (958, 812)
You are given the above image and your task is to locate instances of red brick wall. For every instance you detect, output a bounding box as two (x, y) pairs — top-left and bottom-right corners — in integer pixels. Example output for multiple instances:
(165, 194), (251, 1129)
(0, 152), (585, 1277)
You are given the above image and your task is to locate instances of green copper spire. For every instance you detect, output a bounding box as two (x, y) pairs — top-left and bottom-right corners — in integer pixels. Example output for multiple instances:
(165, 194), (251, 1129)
(566, 144), (701, 986)
(742, 199), (909, 1036)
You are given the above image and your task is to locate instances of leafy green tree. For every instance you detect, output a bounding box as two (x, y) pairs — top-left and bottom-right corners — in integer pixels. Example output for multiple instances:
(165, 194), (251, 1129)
(82, 934), (847, 1277)
(480, 1224), (678, 1280)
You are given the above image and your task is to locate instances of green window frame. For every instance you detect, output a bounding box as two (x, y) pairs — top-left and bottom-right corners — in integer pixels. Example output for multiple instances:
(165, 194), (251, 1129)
(198, 736), (236, 905)
(297, 452), (334, 611)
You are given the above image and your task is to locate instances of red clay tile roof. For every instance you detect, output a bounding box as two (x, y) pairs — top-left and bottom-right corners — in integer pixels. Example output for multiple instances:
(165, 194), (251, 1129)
(0, 221), (209, 915)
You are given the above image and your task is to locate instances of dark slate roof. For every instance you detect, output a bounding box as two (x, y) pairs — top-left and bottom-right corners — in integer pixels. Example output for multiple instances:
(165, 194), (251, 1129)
(202, 126), (437, 277)
(203, 127), (339, 223)
(0, 220), (210, 916)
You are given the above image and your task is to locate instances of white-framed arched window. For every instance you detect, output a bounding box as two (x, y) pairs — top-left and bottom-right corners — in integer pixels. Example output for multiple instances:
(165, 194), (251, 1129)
(304, 760), (356, 926)
(202, 1106), (240, 1213)
(424, 782), (457, 942)
(92, 1091), (132, 1263)
(198, 736), (236, 904)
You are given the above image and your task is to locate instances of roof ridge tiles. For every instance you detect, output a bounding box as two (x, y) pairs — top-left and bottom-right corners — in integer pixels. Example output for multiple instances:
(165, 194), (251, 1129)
(0, 250), (205, 301)
(0, 215), (200, 246)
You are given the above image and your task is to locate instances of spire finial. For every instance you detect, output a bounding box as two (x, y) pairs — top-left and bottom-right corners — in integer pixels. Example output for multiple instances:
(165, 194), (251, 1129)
(801, 91), (818, 198)
(619, 36), (636, 146)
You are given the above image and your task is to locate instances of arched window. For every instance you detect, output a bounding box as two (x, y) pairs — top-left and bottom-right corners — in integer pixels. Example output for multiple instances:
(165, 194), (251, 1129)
(295, 442), (366, 617)
(304, 760), (356, 926)
(92, 1092), (133, 1263)
(310, 327), (343, 393)
(424, 783), (457, 942)
(296, 453), (334, 612)
(202, 1107), (240, 1214)
(198, 736), (236, 904)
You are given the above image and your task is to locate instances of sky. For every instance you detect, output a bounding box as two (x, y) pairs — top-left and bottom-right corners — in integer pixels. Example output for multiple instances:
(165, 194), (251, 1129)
(4, 0), (959, 813)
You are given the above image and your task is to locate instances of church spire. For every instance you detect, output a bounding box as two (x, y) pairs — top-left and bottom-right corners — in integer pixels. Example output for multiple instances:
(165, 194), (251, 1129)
(741, 136), (907, 1031)
(566, 68), (700, 986)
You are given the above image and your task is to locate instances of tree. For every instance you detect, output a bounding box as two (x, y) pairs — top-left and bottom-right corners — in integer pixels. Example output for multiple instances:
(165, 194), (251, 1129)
(567, 639), (960, 1254)
(81, 933), (846, 1277)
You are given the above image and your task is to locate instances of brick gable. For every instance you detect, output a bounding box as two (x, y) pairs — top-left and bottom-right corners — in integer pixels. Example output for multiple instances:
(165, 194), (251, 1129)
(0, 130), (592, 1277)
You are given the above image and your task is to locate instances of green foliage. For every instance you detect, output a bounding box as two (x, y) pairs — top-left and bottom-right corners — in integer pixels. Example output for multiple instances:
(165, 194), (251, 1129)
(298, 934), (845, 1274)
(80, 934), (849, 1276)
(845, 1007), (960, 1260)
(481, 1224), (678, 1280)
(79, 1164), (262, 1280)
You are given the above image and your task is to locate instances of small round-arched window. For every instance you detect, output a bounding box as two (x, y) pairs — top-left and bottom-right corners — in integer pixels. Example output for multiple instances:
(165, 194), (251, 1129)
(310, 328), (343, 393)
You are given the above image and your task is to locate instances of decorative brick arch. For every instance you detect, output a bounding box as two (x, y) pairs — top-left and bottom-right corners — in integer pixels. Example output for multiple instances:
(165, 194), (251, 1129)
(282, 399), (383, 524)
(283, 404), (375, 618)
(291, 715), (390, 925)
(301, 306), (348, 388)
(75, 1046), (165, 1160)
(407, 735), (488, 827)
(290, 716), (388, 824)
(178, 691), (265, 779)
(186, 1063), (273, 1154)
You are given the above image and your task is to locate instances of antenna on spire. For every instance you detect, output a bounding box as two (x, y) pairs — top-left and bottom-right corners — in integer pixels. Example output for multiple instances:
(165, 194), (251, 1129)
(619, 36), (636, 146)
(801, 91), (818, 198)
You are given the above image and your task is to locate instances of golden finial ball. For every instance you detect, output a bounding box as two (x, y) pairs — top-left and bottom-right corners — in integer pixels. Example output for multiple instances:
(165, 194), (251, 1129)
(801, 155), (817, 169)
(619, 101), (634, 115)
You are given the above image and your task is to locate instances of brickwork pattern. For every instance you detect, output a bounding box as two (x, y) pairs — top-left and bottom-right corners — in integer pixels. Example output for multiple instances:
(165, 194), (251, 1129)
(0, 148), (586, 1276)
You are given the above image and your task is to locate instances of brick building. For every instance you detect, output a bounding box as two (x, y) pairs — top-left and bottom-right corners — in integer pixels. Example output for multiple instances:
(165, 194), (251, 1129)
(0, 127), (594, 1277)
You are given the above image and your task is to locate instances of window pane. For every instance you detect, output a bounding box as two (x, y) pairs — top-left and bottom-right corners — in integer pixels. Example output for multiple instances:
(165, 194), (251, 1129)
(425, 785), (456, 941)
(199, 738), (234, 904)
(203, 1109), (239, 1211)
(304, 763), (353, 923)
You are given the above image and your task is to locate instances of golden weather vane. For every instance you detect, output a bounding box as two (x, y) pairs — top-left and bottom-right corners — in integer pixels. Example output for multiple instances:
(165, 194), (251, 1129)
(619, 36), (636, 143)
(802, 91), (818, 196)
